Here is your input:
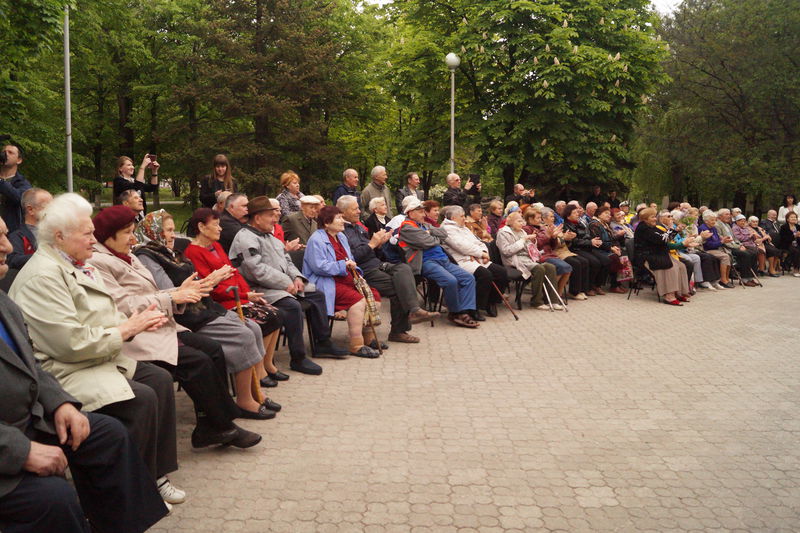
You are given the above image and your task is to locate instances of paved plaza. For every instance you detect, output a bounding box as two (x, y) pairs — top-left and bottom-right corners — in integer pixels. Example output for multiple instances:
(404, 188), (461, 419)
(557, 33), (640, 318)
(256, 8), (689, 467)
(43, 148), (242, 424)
(153, 277), (800, 532)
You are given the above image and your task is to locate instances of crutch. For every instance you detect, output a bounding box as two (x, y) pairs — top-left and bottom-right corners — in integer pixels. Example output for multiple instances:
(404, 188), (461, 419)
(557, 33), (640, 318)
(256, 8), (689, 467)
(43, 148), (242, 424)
(542, 274), (568, 312)
(491, 281), (519, 320)
(226, 286), (265, 404)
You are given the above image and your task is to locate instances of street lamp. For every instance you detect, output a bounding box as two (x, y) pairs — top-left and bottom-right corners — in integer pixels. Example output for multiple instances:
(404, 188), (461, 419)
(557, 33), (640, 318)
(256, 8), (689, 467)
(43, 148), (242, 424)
(445, 53), (460, 174)
(64, 5), (73, 192)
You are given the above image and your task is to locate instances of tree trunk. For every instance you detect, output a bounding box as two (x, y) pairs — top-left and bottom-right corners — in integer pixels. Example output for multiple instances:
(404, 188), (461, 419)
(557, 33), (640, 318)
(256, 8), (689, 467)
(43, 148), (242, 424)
(502, 164), (515, 199)
(187, 99), (199, 211)
(117, 88), (134, 157)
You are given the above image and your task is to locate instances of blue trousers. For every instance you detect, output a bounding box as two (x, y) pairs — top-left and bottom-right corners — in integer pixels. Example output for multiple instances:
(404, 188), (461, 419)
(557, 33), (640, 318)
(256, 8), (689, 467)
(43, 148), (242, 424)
(421, 258), (476, 313)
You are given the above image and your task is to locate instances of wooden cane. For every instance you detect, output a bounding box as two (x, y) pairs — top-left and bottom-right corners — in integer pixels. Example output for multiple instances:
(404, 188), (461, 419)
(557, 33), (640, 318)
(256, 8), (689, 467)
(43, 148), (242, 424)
(491, 281), (519, 321)
(226, 286), (264, 403)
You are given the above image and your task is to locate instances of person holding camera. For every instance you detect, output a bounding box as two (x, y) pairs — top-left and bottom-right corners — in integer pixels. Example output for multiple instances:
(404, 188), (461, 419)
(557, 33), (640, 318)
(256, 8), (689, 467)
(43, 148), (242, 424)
(442, 173), (481, 209)
(112, 154), (160, 214)
(0, 142), (32, 233)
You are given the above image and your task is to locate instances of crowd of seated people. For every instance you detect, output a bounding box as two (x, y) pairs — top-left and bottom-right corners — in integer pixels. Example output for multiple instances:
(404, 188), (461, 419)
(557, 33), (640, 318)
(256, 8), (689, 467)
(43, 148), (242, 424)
(2, 141), (800, 532)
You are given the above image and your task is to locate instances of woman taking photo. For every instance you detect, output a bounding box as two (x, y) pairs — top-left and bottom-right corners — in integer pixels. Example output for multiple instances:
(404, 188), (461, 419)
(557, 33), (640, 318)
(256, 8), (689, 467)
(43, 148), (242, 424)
(199, 154), (238, 208)
(183, 208), (284, 417)
(112, 154), (160, 214)
(303, 206), (381, 358)
(633, 207), (691, 305)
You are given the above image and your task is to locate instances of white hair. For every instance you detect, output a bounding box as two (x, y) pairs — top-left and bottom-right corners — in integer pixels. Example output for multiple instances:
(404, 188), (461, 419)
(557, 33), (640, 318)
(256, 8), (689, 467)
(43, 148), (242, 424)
(670, 209), (684, 220)
(368, 196), (386, 212)
(555, 200), (566, 208)
(446, 173), (459, 185)
(370, 166), (385, 179)
(441, 205), (464, 220)
(39, 193), (93, 246)
(748, 215), (759, 223)
(336, 195), (359, 211)
(732, 207), (742, 215)
(717, 208), (730, 216)
(343, 168), (357, 181)
(702, 210), (717, 221)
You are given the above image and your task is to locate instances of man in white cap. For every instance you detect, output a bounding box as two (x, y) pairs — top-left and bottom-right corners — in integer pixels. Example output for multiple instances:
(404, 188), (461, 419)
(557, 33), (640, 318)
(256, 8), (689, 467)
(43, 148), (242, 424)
(283, 195), (321, 245)
(397, 197), (479, 329)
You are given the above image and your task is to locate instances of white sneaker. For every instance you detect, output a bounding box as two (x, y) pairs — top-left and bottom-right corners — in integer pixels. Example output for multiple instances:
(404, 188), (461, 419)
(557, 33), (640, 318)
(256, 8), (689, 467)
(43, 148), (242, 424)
(552, 304), (564, 310)
(713, 282), (726, 290)
(157, 477), (186, 504)
(573, 292), (588, 300)
(164, 501), (173, 515)
(535, 304), (550, 310)
(793, 273), (800, 278)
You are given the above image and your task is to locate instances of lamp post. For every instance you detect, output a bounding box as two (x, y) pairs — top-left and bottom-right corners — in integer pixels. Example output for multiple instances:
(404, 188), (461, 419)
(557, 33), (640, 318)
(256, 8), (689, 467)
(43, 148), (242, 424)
(64, 5), (73, 193)
(445, 53), (460, 174)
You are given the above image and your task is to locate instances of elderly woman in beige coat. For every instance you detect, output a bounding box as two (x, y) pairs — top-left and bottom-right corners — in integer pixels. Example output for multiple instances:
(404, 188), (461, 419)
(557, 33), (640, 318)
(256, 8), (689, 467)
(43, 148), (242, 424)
(89, 206), (266, 452)
(439, 205), (508, 319)
(495, 211), (561, 310)
(8, 193), (184, 508)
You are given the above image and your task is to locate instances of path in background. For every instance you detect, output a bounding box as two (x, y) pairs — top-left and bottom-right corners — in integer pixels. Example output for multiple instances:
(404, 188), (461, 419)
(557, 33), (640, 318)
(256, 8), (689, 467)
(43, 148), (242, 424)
(153, 277), (800, 532)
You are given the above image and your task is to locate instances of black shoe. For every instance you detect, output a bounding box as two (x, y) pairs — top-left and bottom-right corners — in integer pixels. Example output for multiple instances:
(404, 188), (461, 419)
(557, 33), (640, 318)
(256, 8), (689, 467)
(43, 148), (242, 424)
(312, 339), (350, 358)
(469, 310), (486, 322)
(769, 273), (781, 278)
(262, 398), (282, 412)
(289, 357), (323, 375)
(259, 376), (278, 388)
(485, 304), (498, 318)
(351, 345), (380, 358)
(191, 426), (238, 449)
(368, 339), (389, 350)
(237, 404), (276, 420)
(227, 425), (262, 449)
(267, 370), (290, 381)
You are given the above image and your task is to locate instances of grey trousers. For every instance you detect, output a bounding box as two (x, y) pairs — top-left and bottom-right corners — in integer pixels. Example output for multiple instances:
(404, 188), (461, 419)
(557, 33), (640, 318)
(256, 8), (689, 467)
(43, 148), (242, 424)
(197, 311), (265, 373)
(363, 263), (419, 334)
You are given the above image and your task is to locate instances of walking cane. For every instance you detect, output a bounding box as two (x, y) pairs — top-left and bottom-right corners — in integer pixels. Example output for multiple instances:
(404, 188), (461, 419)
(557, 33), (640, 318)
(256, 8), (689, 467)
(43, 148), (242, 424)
(348, 265), (382, 355)
(542, 274), (568, 312)
(226, 286), (265, 404)
(491, 281), (519, 321)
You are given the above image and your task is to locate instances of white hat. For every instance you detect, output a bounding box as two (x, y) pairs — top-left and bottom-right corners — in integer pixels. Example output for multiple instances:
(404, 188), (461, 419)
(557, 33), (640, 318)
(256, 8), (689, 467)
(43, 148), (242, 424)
(299, 195), (321, 205)
(733, 214), (746, 222)
(403, 197), (424, 214)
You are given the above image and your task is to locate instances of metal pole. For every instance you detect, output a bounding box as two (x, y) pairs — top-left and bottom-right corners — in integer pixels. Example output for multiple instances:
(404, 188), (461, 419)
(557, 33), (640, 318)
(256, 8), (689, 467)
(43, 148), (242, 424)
(64, 5), (74, 193)
(449, 69), (455, 174)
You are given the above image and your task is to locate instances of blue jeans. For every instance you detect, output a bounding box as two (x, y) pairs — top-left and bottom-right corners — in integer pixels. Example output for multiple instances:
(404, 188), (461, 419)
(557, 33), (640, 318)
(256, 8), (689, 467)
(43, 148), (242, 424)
(545, 257), (573, 276)
(421, 258), (476, 313)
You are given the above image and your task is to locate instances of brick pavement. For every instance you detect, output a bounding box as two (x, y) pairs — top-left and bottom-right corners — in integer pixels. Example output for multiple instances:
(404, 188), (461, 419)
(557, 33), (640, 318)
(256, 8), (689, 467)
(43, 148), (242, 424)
(152, 277), (800, 532)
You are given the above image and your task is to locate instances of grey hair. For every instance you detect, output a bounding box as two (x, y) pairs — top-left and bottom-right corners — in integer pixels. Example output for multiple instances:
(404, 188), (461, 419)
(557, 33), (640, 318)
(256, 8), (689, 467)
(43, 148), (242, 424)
(441, 205), (464, 220)
(21, 187), (50, 210)
(38, 193), (93, 246)
(702, 209), (717, 221)
(117, 189), (140, 204)
(748, 215), (759, 223)
(670, 209), (683, 220)
(717, 208), (730, 216)
(225, 192), (246, 209)
(446, 173), (459, 185)
(540, 207), (554, 219)
(336, 195), (359, 211)
(343, 168), (357, 181)
(658, 210), (671, 219)
(554, 200), (566, 209)
(370, 166), (385, 179)
(368, 196), (386, 212)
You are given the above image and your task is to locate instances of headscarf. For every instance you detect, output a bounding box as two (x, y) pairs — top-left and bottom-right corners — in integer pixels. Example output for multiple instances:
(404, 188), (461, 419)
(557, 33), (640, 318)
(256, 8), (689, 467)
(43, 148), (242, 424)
(134, 209), (168, 247)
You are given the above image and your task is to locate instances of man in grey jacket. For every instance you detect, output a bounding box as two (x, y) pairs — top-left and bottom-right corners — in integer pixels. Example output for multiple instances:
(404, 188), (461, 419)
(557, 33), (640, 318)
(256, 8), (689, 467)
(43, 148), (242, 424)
(360, 166), (394, 220)
(394, 171), (425, 214)
(228, 197), (349, 376)
(0, 216), (167, 533)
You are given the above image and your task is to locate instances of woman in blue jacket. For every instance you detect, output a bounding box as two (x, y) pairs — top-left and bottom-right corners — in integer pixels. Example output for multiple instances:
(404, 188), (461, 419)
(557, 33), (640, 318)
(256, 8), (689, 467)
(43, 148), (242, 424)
(303, 206), (381, 358)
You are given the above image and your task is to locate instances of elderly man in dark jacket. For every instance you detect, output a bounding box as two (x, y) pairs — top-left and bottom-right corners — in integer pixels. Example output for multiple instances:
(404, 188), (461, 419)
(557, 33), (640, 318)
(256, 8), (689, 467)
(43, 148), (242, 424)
(441, 173), (481, 209)
(337, 195), (439, 343)
(0, 217), (167, 533)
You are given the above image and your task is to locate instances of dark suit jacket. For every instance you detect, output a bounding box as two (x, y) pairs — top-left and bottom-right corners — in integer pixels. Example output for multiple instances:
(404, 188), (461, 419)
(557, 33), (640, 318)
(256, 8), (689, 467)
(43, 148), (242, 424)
(7, 224), (36, 270)
(283, 211), (317, 245)
(0, 290), (78, 498)
(112, 175), (158, 214)
(219, 210), (246, 254)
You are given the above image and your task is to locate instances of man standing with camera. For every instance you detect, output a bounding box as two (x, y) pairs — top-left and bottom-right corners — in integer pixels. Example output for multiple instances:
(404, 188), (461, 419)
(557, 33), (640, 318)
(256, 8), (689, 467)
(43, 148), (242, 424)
(0, 143), (32, 233)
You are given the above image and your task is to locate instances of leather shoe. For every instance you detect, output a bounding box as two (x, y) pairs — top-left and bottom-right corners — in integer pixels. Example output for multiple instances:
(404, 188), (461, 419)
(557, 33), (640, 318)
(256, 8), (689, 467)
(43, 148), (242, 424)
(313, 339), (350, 358)
(262, 398), (282, 412)
(609, 287), (627, 294)
(290, 358), (322, 375)
(409, 309), (440, 324)
(227, 425), (262, 449)
(191, 426), (238, 449)
(469, 310), (486, 322)
(744, 280), (758, 287)
(237, 404), (276, 420)
(267, 370), (290, 381)
(448, 313), (479, 328)
(368, 339), (389, 350)
(259, 376), (278, 388)
(387, 332), (420, 343)
(351, 345), (380, 358)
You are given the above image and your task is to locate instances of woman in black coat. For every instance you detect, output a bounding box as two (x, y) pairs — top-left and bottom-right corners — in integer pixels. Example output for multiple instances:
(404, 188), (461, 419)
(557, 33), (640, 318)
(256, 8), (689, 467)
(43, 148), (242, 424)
(633, 208), (690, 305)
(112, 155), (160, 213)
(562, 204), (610, 295)
(778, 211), (800, 275)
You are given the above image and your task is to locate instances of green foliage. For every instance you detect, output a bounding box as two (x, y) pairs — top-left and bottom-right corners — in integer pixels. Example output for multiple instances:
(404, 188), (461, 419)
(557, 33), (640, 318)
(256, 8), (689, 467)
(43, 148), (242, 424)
(631, 0), (800, 208)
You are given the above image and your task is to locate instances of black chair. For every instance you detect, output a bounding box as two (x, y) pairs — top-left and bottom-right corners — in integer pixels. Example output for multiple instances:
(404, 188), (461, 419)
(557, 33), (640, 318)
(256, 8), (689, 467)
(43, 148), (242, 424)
(487, 241), (528, 310)
(627, 258), (658, 301)
(173, 237), (191, 255)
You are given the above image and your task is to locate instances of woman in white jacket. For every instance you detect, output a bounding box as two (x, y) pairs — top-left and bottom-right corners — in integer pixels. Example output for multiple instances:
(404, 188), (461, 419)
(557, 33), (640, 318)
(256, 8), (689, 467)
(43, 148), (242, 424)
(440, 206), (508, 319)
(495, 212), (561, 310)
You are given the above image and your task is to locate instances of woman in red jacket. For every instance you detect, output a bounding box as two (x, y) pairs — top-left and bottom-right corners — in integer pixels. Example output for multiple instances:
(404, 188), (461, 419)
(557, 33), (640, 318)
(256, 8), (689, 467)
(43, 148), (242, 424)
(184, 208), (282, 419)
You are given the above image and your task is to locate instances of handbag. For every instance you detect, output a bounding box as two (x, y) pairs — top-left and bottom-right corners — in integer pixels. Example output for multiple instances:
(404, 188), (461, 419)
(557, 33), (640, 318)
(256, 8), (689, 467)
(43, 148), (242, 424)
(616, 255), (634, 283)
(240, 301), (279, 324)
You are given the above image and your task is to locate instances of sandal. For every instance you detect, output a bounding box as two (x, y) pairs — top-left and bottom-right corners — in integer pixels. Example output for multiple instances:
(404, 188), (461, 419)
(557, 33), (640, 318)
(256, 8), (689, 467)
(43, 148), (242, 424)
(664, 299), (683, 306)
(448, 313), (479, 328)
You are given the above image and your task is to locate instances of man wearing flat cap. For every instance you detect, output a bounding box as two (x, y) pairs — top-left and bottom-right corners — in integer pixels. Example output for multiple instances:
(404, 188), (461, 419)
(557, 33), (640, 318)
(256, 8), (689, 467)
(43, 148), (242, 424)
(283, 195), (320, 245)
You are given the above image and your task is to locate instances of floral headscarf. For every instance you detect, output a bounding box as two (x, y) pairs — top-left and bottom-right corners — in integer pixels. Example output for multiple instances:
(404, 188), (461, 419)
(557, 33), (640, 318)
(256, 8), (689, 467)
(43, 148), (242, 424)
(134, 209), (168, 247)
